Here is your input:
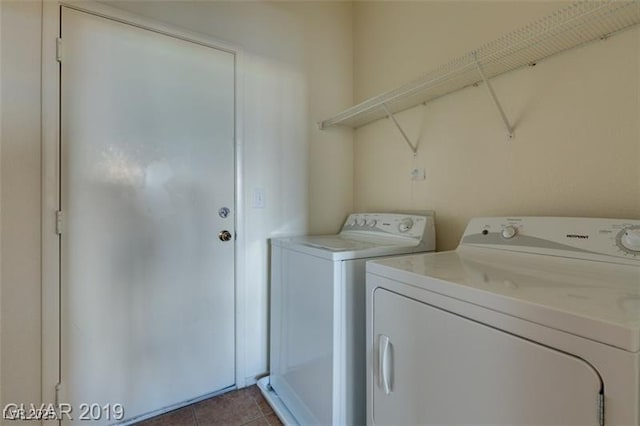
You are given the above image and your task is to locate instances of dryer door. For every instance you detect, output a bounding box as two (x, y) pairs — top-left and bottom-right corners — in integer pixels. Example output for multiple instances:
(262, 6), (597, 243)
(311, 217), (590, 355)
(371, 288), (603, 426)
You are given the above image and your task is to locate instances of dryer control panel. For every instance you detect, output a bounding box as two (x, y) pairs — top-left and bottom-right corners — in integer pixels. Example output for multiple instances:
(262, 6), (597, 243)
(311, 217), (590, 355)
(461, 217), (640, 265)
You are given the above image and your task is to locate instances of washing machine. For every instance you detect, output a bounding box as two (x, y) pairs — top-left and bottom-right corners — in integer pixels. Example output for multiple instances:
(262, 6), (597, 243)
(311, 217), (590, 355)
(258, 212), (436, 425)
(366, 216), (640, 426)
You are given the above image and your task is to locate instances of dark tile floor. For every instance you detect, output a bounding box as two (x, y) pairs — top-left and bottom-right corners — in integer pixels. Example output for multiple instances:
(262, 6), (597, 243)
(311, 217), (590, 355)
(136, 385), (283, 426)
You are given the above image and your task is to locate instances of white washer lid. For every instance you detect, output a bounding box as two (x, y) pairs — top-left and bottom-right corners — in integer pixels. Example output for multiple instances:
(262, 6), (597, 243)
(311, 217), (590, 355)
(367, 246), (640, 352)
(296, 235), (378, 251)
(272, 234), (422, 261)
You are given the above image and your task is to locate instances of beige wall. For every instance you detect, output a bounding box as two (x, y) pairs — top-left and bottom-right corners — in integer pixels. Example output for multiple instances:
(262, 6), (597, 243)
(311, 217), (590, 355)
(0, 0), (42, 413)
(0, 0), (353, 409)
(353, 1), (640, 251)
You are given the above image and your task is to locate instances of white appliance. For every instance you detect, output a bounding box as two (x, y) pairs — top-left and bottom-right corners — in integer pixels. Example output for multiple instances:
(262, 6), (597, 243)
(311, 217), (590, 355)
(366, 217), (640, 426)
(258, 212), (436, 425)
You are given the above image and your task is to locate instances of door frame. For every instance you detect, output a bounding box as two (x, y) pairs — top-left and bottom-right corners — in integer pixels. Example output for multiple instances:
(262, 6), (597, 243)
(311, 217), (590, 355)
(41, 1), (247, 419)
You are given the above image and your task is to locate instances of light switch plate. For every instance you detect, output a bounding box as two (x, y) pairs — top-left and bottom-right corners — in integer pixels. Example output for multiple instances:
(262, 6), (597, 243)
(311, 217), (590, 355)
(253, 188), (265, 208)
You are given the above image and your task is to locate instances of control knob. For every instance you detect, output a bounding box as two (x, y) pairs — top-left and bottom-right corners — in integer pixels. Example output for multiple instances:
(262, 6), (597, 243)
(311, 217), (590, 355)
(501, 225), (518, 239)
(366, 219), (377, 227)
(356, 217), (366, 227)
(398, 218), (414, 233)
(619, 227), (640, 253)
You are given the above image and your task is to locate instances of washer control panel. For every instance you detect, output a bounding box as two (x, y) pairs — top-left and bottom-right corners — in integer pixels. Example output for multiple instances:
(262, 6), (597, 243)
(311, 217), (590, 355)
(461, 217), (640, 265)
(341, 212), (434, 240)
(617, 226), (640, 254)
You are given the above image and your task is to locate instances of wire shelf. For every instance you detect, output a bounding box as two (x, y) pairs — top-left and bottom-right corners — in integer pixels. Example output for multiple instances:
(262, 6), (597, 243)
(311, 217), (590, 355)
(319, 1), (640, 130)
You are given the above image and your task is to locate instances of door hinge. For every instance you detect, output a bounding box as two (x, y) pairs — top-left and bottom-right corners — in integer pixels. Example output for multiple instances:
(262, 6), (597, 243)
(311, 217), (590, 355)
(55, 210), (63, 235)
(56, 38), (63, 62)
(598, 390), (605, 426)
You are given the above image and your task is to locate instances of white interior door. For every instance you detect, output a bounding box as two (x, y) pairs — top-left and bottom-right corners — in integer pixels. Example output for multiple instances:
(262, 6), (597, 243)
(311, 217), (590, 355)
(371, 288), (603, 426)
(60, 7), (235, 424)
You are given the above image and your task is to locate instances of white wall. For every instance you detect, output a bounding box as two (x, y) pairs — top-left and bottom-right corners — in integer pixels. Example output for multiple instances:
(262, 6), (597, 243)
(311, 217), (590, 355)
(0, 0), (43, 415)
(0, 0), (353, 407)
(353, 1), (640, 251)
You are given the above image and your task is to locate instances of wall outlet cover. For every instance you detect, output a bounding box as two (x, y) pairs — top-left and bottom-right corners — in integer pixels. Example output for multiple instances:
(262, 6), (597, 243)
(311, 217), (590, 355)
(410, 168), (426, 181)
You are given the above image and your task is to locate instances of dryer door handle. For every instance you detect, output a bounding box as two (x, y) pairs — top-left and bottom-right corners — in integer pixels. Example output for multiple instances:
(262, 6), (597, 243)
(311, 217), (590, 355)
(379, 334), (393, 395)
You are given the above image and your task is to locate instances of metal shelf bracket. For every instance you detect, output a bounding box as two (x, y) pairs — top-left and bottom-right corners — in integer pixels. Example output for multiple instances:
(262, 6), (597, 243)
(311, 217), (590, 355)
(381, 103), (419, 155)
(474, 53), (514, 139)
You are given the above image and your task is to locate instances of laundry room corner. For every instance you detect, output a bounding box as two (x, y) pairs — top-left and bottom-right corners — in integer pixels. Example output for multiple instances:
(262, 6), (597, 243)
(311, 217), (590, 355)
(352, 1), (640, 251)
(3, 1), (639, 424)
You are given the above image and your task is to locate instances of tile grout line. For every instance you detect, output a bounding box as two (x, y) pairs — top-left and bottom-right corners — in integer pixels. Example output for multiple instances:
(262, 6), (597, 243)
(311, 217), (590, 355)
(249, 391), (273, 418)
(247, 394), (265, 425)
(191, 405), (199, 426)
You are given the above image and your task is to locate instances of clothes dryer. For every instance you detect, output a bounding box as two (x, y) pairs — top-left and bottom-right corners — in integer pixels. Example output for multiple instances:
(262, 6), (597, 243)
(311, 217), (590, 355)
(366, 217), (640, 426)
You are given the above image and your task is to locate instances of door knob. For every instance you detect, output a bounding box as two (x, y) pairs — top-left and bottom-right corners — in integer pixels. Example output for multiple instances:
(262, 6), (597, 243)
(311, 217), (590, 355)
(218, 230), (233, 242)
